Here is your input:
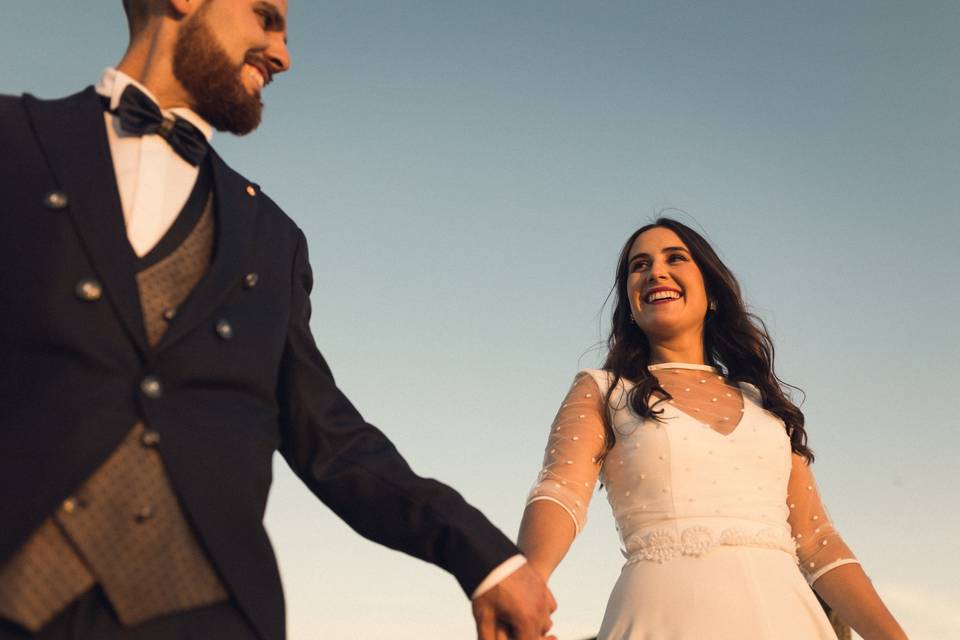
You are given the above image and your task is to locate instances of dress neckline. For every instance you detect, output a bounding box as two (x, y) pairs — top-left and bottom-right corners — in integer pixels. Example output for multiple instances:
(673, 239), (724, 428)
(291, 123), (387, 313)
(647, 362), (719, 373)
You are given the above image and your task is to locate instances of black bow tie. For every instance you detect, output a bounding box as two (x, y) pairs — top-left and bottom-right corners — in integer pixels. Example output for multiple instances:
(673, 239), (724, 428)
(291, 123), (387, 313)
(113, 84), (208, 166)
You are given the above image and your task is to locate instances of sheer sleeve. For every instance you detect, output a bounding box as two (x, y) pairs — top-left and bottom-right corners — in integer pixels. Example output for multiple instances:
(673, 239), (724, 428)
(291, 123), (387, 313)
(526, 372), (606, 536)
(787, 453), (860, 585)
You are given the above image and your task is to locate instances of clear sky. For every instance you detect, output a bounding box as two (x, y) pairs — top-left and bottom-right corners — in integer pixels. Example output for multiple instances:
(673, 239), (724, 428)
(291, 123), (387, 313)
(4, 2), (958, 638)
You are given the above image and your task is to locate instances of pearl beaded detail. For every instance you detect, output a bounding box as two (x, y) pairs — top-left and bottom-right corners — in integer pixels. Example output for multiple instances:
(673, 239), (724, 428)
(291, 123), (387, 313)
(526, 364), (858, 584)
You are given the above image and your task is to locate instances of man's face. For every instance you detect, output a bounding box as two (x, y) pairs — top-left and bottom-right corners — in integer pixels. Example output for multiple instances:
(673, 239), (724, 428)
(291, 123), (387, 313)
(172, 0), (290, 134)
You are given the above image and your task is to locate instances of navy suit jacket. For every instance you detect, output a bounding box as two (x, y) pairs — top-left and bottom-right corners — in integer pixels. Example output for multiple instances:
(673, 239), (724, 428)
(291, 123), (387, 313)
(0, 87), (517, 640)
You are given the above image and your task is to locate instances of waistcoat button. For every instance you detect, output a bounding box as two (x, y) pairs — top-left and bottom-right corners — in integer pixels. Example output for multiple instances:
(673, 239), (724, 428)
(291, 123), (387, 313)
(215, 319), (233, 340)
(141, 376), (163, 399)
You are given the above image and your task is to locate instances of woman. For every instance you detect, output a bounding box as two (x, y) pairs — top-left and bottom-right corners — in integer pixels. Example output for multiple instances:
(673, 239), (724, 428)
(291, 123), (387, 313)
(518, 219), (907, 639)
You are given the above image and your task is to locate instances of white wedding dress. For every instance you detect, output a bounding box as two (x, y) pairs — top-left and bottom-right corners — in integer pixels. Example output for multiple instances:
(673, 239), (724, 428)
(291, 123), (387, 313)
(528, 364), (859, 639)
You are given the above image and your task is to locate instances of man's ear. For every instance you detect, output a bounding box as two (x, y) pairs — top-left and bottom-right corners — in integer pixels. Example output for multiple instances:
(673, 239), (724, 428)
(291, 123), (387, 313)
(169, 0), (202, 19)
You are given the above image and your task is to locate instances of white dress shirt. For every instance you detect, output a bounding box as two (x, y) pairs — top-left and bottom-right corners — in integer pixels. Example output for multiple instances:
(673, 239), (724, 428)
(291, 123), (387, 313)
(94, 68), (214, 257)
(92, 67), (524, 598)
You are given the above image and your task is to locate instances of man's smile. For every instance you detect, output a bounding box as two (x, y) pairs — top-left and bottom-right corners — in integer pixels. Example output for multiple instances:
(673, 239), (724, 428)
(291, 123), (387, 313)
(242, 61), (268, 92)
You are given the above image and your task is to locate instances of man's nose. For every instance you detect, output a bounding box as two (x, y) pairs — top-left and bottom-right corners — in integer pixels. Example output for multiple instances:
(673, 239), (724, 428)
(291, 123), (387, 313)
(267, 39), (291, 74)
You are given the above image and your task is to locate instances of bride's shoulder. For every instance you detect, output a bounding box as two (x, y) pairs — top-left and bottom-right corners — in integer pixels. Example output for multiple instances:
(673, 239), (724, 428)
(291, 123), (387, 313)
(575, 368), (635, 394)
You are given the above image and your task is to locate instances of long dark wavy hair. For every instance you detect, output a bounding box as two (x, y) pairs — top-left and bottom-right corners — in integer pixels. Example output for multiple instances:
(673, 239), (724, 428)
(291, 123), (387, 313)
(601, 218), (813, 462)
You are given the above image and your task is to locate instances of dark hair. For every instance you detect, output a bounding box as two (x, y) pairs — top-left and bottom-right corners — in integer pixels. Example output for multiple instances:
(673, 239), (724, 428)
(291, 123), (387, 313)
(122, 0), (145, 35)
(601, 217), (813, 462)
(122, 0), (161, 36)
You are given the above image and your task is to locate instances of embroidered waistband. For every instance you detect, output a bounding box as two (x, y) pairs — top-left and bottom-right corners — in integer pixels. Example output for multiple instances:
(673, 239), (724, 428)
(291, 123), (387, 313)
(622, 525), (797, 564)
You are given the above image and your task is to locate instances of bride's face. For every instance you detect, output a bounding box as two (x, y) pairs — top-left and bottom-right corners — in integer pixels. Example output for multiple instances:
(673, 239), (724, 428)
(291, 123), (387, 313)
(626, 227), (709, 344)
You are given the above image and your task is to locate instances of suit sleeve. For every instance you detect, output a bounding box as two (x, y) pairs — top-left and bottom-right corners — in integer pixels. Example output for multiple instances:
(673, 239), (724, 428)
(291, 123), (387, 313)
(276, 229), (518, 595)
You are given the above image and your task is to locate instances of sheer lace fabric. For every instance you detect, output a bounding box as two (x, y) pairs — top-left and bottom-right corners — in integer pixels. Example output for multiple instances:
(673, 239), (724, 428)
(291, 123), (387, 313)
(649, 365), (744, 435)
(527, 364), (858, 584)
(526, 372), (605, 533)
(788, 454), (858, 583)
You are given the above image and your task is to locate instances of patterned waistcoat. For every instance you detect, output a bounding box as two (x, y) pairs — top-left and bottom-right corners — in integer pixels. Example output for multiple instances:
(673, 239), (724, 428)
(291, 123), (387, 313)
(0, 172), (228, 632)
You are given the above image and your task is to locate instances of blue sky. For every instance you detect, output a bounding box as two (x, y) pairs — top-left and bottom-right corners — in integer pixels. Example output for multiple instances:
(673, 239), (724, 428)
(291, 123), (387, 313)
(4, 2), (958, 638)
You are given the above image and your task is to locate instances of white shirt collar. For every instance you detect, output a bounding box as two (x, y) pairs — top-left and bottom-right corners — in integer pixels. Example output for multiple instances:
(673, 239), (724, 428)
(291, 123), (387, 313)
(95, 67), (215, 142)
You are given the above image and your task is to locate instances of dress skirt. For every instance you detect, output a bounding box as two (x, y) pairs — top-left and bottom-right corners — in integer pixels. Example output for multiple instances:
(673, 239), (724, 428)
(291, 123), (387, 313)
(597, 546), (838, 640)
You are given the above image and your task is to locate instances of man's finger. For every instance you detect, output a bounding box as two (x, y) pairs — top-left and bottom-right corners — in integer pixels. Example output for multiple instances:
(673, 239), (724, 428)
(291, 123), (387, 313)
(475, 609), (496, 640)
(511, 618), (539, 640)
(541, 615), (553, 634)
(546, 588), (557, 613)
(539, 591), (555, 636)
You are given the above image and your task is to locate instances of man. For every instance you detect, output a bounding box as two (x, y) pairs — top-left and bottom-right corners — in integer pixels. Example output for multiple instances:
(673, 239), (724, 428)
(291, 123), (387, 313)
(0, 1), (555, 638)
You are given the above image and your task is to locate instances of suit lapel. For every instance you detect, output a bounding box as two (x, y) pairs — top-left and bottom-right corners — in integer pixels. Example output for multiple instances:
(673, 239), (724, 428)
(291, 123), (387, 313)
(154, 147), (258, 351)
(25, 90), (259, 356)
(24, 87), (149, 356)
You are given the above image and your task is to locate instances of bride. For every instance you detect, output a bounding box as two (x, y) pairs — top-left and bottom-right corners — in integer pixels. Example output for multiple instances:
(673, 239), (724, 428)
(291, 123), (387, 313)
(517, 218), (907, 639)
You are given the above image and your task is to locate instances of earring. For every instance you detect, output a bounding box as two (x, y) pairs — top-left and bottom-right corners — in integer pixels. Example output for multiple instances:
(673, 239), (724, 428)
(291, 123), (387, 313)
(708, 300), (717, 311)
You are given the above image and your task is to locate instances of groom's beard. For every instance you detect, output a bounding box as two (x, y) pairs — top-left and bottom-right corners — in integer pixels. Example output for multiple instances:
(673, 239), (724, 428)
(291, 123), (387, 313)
(173, 11), (263, 135)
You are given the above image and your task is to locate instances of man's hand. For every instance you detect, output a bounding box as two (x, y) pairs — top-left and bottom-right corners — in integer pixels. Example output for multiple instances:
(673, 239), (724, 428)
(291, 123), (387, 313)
(471, 564), (557, 640)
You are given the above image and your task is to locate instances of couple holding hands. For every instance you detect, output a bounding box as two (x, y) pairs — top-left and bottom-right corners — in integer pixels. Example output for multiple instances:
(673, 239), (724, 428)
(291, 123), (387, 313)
(0, 1), (906, 639)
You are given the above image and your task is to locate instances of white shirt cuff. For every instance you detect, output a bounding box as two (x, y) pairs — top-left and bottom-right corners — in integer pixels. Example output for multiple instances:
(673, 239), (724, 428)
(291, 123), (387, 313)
(470, 555), (527, 599)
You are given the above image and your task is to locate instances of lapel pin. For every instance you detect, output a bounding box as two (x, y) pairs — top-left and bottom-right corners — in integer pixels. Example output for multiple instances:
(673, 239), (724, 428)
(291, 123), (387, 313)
(43, 190), (69, 210)
(246, 185), (256, 197)
(75, 277), (103, 302)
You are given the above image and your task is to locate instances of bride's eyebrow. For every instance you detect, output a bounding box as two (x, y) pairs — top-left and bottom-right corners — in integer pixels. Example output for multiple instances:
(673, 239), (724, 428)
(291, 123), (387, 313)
(628, 247), (690, 265)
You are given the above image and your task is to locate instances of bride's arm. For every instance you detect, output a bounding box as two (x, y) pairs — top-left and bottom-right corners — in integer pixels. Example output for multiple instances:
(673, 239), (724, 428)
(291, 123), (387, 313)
(812, 564), (907, 640)
(518, 373), (606, 581)
(788, 454), (908, 639)
(518, 501), (578, 581)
